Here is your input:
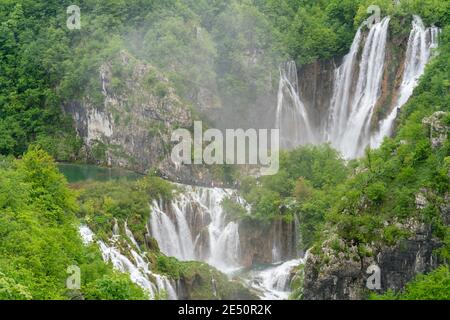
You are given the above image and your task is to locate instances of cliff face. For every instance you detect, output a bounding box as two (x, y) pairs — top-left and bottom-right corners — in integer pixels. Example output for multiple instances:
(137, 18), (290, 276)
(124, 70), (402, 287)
(303, 223), (442, 300)
(297, 59), (338, 133)
(64, 51), (190, 172)
(63, 51), (225, 186)
(239, 217), (299, 268)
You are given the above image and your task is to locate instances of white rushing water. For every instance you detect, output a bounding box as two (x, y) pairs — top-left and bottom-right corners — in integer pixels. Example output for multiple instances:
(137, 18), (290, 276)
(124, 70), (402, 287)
(149, 186), (242, 273)
(244, 259), (304, 300)
(328, 17), (391, 159)
(276, 16), (439, 159)
(148, 185), (305, 299)
(79, 225), (178, 300)
(326, 28), (363, 144)
(371, 16), (440, 148)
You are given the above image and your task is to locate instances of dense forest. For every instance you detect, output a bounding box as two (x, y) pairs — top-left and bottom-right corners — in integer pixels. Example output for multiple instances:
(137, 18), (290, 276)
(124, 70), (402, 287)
(0, 0), (449, 300)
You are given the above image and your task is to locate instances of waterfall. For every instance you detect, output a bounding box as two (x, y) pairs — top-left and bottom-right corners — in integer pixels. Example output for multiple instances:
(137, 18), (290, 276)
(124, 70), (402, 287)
(149, 186), (242, 273)
(125, 220), (140, 250)
(276, 16), (439, 159)
(245, 258), (304, 300)
(150, 199), (196, 260)
(327, 17), (391, 159)
(371, 16), (440, 147)
(276, 61), (316, 148)
(80, 181), (303, 300)
(326, 28), (363, 143)
(79, 225), (178, 300)
(79, 225), (95, 245)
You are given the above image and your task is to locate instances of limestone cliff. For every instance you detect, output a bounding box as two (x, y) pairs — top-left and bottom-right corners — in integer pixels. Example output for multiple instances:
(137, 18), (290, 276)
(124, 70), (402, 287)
(63, 51), (224, 186)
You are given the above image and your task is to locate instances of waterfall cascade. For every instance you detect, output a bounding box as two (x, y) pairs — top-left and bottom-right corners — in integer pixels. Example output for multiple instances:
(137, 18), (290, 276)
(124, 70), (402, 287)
(244, 258), (304, 300)
(329, 17), (391, 158)
(149, 187), (242, 273)
(80, 184), (303, 300)
(148, 185), (303, 299)
(276, 16), (440, 159)
(80, 225), (178, 300)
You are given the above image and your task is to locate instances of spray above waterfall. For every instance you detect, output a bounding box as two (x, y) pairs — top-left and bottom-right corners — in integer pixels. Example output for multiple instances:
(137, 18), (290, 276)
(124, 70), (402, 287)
(275, 16), (440, 159)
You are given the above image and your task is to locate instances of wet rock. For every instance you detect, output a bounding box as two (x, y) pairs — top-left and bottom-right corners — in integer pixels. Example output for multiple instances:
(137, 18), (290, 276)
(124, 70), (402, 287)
(239, 218), (299, 268)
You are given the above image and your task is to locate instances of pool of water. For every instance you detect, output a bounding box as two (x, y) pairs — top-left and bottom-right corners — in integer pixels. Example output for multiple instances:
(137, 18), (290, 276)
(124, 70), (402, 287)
(57, 163), (142, 183)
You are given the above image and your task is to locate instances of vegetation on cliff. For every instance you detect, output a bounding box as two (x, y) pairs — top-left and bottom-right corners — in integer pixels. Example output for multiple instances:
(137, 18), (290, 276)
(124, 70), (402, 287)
(314, 24), (449, 258)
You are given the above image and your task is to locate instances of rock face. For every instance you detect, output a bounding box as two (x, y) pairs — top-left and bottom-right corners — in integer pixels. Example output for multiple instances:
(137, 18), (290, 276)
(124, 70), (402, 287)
(297, 59), (338, 132)
(64, 51), (190, 172)
(63, 51), (224, 186)
(239, 217), (299, 268)
(303, 221), (443, 300)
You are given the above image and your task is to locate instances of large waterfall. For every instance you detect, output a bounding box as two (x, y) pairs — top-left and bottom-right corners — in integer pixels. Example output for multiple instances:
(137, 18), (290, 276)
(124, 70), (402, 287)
(276, 16), (440, 159)
(329, 17), (391, 158)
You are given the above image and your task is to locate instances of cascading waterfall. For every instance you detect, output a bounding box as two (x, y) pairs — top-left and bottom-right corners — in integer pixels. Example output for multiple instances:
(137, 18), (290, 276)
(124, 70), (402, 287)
(150, 199), (196, 260)
(149, 186), (242, 273)
(125, 220), (140, 249)
(276, 16), (438, 159)
(276, 61), (317, 148)
(245, 258), (304, 300)
(81, 184), (303, 300)
(371, 16), (440, 147)
(328, 17), (391, 158)
(79, 225), (178, 300)
(148, 184), (304, 299)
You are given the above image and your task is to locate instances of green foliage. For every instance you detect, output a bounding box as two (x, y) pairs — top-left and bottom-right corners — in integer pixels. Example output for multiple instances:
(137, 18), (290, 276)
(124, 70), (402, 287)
(77, 172), (174, 243)
(0, 147), (146, 300)
(221, 196), (248, 221)
(83, 273), (147, 300)
(155, 255), (255, 300)
(236, 144), (349, 249)
(0, 273), (33, 300)
(289, 264), (305, 300)
(2, 0), (447, 159)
